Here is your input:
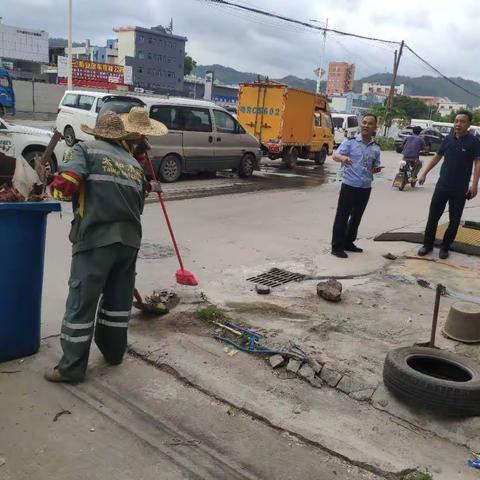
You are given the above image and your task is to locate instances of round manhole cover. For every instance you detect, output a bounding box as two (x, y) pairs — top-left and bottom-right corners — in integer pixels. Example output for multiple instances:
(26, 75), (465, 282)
(138, 242), (175, 259)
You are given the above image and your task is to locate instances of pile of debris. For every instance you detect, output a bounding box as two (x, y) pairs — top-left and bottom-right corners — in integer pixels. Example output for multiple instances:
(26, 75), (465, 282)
(0, 154), (48, 202)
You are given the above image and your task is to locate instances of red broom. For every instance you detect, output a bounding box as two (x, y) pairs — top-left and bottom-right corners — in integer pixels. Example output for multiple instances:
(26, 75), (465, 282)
(145, 152), (198, 286)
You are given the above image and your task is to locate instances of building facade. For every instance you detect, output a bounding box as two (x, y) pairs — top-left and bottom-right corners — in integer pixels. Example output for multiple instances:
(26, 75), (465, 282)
(330, 92), (384, 115)
(361, 82), (405, 96)
(438, 99), (468, 117)
(326, 62), (355, 96)
(115, 25), (186, 93)
(0, 22), (48, 78)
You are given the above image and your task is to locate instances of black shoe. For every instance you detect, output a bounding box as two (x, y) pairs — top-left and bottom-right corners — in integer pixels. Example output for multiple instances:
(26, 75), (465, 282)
(345, 244), (363, 253)
(439, 248), (449, 260)
(417, 246), (432, 256)
(331, 249), (348, 258)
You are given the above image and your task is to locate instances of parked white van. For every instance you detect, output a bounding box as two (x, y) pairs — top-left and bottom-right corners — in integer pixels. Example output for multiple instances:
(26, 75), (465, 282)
(331, 113), (359, 146)
(56, 91), (108, 146)
(59, 93), (261, 182)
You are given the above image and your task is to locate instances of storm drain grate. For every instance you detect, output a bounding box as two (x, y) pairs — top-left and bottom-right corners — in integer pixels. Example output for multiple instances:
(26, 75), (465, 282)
(247, 268), (306, 288)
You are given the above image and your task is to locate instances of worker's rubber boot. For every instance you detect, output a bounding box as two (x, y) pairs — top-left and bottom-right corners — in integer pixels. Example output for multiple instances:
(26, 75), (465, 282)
(44, 366), (80, 383)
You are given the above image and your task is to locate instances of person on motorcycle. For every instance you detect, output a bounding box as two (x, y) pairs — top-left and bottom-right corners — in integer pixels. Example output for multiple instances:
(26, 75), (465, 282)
(401, 126), (425, 182)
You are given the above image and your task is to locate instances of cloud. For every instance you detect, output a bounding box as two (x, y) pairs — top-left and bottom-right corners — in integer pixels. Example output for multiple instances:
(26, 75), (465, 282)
(2, 0), (480, 82)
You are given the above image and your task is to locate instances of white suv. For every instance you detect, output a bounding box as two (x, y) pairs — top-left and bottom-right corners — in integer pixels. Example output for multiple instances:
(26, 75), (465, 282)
(56, 90), (108, 146)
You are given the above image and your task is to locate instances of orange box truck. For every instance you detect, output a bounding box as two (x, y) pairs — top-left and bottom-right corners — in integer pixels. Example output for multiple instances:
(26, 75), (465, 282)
(237, 81), (334, 167)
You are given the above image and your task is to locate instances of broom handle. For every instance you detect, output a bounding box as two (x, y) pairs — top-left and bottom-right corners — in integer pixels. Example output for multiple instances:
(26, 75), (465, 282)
(145, 152), (185, 271)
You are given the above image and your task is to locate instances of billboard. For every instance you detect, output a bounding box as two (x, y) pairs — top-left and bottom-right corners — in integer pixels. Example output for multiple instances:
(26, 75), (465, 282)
(58, 57), (132, 89)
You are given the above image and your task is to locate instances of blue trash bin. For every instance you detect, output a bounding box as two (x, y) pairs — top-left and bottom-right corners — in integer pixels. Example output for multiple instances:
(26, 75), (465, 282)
(0, 201), (61, 362)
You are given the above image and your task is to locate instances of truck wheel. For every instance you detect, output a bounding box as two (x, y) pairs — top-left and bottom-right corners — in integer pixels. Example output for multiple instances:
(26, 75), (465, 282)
(283, 148), (298, 169)
(383, 346), (480, 417)
(314, 146), (328, 166)
(64, 126), (76, 147)
(238, 154), (255, 178)
(158, 155), (181, 182)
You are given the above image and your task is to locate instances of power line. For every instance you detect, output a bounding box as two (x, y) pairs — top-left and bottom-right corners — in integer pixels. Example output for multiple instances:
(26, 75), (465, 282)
(201, 0), (480, 102)
(202, 0), (401, 45)
(405, 45), (480, 101)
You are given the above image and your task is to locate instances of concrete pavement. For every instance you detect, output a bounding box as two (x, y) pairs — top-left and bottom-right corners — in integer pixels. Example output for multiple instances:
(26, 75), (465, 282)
(4, 150), (480, 479)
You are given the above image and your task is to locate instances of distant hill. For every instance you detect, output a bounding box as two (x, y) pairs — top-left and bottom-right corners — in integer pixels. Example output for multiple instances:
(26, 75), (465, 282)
(354, 73), (480, 105)
(195, 64), (480, 105)
(194, 64), (321, 92)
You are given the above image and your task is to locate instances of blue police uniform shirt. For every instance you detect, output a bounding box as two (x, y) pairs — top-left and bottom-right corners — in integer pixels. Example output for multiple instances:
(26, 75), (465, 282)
(436, 133), (480, 195)
(336, 134), (381, 189)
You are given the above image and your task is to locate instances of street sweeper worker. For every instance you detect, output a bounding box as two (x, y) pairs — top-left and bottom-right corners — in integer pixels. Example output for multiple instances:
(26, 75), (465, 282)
(120, 107), (198, 287)
(45, 111), (156, 383)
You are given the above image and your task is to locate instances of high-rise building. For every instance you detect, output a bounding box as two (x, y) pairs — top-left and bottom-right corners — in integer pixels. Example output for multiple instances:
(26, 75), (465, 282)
(115, 24), (186, 93)
(326, 62), (355, 96)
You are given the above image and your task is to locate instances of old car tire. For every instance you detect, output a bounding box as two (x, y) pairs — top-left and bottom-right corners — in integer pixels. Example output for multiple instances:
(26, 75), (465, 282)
(283, 148), (298, 169)
(383, 346), (480, 416)
(24, 149), (55, 174)
(158, 155), (181, 183)
(314, 146), (328, 165)
(64, 126), (76, 147)
(238, 154), (255, 178)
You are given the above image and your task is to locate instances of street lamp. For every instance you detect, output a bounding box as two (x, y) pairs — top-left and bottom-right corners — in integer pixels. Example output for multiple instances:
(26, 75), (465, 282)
(67, 0), (73, 90)
(310, 18), (329, 94)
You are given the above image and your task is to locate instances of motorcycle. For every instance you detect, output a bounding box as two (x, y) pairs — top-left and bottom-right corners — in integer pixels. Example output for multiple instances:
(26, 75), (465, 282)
(393, 158), (422, 191)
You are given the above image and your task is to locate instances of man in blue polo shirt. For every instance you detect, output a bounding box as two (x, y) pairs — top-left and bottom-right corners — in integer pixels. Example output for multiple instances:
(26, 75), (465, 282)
(418, 110), (480, 259)
(331, 114), (383, 258)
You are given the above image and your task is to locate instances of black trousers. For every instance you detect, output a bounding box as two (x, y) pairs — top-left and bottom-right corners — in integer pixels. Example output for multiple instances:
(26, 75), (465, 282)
(332, 183), (371, 251)
(423, 187), (467, 249)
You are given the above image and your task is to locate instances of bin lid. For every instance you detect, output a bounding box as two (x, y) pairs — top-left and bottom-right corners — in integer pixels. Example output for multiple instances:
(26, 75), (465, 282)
(0, 200), (61, 213)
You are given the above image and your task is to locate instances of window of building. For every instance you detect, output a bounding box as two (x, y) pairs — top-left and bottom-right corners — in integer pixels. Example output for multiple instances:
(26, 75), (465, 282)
(148, 52), (152, 60)
(148, 37), (152, 44)
(138, 52), (145, 59)
(138, 35), (145, 42)
(137, 67), (143, 74)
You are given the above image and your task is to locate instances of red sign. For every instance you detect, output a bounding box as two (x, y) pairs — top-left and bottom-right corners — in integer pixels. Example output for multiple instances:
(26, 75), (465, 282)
(58, 59), (129, 90)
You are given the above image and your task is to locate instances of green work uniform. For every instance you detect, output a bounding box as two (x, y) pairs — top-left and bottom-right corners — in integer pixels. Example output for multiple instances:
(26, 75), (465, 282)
(57, 139), (146, 381)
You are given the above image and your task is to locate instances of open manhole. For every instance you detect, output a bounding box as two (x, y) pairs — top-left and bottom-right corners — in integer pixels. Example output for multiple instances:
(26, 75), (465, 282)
(138, 242), (175, 259)
(247, 268), (305, 288)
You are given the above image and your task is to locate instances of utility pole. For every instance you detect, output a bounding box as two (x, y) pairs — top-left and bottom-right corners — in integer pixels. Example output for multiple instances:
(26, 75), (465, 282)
(310, 18), (328, 94)
(67, 0), (73, 90)
(383, 40), (404, 136)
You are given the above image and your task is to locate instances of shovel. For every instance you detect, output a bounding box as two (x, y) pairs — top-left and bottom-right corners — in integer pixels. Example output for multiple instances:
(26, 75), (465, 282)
(415, 283), (445, 348)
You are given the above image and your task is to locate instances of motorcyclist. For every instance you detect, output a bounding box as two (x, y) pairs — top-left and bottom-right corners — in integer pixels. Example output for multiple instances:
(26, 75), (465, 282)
(401, 126), (426, 182)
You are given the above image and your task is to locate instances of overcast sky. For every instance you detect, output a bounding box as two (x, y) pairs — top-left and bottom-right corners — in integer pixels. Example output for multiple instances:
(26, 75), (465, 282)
(2, 0), (479, 81)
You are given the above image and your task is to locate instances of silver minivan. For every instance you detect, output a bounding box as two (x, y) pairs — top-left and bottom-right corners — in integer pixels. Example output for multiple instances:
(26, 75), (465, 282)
(98, 96), (261, 182)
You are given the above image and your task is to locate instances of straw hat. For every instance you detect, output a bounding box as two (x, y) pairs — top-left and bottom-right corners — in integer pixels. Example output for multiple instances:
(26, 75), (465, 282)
(81, 111), (141, 140)
(121, 106), (168, 136)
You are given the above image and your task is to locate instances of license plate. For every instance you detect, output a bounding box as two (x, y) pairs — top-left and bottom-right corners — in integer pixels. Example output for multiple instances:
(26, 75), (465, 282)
(393, 173), (404, 187)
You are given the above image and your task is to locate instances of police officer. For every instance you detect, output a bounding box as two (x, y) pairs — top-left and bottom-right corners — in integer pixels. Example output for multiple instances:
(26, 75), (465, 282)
(46, 112), (149, 382)
(331, 114), (383, 258)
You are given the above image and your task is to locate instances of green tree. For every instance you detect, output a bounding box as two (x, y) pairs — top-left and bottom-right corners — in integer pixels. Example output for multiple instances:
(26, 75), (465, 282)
(392, 96), (430, 120)
(184, 55), (197, 76)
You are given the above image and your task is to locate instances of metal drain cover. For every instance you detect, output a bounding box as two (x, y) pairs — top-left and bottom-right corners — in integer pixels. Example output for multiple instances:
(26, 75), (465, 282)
(138, 242), (175, 259)
(247, 268), (305, 288)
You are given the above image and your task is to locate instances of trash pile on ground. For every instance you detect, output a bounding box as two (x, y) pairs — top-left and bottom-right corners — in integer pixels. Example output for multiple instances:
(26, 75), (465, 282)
(0, 155), (47, 202)
(133, 289), (180, 315)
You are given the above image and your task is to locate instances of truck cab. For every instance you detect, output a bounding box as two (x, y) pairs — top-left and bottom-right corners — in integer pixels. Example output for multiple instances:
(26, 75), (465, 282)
(0, 68), (15, 117)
